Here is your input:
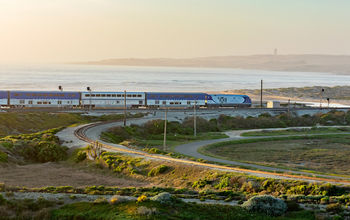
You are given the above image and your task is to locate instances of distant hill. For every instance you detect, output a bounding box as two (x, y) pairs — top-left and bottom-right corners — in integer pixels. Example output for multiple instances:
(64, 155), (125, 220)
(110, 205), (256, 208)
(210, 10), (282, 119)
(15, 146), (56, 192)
(74, 54), (350, 74)
(224, 86), (350, 105)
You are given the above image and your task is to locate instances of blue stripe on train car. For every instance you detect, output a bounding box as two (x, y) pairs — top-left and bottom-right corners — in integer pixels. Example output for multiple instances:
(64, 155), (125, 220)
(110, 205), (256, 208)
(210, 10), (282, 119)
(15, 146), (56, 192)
(243, 95), (252, 104)
(0, 91), (8, 99)
(9, 91), (80, 100)
(146, 92), (211, 100)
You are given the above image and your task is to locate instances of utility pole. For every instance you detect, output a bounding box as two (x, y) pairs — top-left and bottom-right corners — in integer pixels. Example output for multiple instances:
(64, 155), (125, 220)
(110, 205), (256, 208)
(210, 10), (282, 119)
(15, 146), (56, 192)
(327, 98), (330, 108)
(163, 108), (167, 151)
(260, 79), (263, 108)
(320, 88), (324, 109)
(194, 100), (197, 137)
(288, 99), (290, 117)
(124, 90), (127, 126)
(58, 85), (63, 109)
(87, 87), (92, 111)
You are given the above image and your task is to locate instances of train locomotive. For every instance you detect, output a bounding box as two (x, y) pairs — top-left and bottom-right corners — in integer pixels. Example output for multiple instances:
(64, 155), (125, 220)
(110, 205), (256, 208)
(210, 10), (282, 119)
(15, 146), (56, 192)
(0, 90), (251, 109)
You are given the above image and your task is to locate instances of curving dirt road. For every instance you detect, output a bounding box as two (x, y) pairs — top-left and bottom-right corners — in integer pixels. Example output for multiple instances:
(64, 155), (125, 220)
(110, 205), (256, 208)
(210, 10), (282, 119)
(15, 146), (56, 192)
(57, 114), (350, 185)
(175, 128), (350, 179)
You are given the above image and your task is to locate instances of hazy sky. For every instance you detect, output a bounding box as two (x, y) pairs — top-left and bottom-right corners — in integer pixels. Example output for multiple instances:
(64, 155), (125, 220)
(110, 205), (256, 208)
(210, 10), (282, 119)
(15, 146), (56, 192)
(1, 0), (350, 63)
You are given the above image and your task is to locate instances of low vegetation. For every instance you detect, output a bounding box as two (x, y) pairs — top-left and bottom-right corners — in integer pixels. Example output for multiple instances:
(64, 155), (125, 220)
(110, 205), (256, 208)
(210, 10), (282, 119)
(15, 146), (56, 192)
(0, 128), (68, 163)
(0, 112), (144, 138)
(101, 117), (228, 150)
(242, 195), (287, 216)
(0, 112), (144, 164)
(50, 199), (313, 220)
(242, 126), (350, 136)
(0, 194), (58, 219)
(102, 110), (350, 151)
(200, 134), (350, 175)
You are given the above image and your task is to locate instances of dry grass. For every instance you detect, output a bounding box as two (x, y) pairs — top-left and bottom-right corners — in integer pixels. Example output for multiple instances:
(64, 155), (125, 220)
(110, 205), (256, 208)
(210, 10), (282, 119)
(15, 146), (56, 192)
(0, 162), (148, 188)
(203, 136), (350, 175)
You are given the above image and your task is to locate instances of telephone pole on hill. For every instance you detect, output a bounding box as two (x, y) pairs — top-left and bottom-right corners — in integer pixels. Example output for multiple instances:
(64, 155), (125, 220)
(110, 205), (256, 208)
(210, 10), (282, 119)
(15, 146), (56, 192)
(260, 79), (263, 108)
(124, 90), (127, 126)
(194, 100), (197, 137)
(163, 108), (168, 151)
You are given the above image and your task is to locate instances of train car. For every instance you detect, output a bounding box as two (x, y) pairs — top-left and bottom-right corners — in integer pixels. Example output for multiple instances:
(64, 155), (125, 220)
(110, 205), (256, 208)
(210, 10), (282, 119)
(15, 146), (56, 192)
(0, 91), (8, 107)
(146, 92), (208, 108)
(207, 94), (251, 107)
(81, 91), (145, 108)
(9, 91), (80, 108)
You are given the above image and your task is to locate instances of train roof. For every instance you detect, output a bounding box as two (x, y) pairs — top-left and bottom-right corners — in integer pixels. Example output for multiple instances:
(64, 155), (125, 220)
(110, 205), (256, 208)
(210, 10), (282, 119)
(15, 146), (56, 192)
(81, 91), (144, 94)
(9, 91), (80, 100)
(0, 91), (7, 99)
(146, 92), (209, 100)
(208, 94), (250, 97)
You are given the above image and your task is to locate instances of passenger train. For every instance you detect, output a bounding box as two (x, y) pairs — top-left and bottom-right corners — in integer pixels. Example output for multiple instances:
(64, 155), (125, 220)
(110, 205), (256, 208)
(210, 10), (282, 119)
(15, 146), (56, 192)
(0, 90), (251, 109)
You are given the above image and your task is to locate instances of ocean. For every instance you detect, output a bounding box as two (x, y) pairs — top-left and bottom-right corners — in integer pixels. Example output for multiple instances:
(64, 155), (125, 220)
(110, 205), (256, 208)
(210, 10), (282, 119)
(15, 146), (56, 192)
(1, 64), (350, 92)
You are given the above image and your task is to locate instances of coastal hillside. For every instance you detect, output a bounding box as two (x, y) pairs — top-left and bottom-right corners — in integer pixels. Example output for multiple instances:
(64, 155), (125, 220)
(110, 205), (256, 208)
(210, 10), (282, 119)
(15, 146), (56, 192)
(76, 55), (350, 75)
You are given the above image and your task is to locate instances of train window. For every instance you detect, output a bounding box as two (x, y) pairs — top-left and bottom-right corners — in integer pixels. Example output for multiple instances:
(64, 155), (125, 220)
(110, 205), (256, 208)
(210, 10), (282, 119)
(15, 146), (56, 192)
(29, 101), (33, 105)
(162, 101), (166, 105)
(37, 102), (42, 104)
(187, 101), (191, 105)
(96, 94), (101, 97)
(137, 95), (142, 97)
(155, 100), (159, 104)
(19, 100), (25, 104)
(101, 94), (106, 97)
(85, 94), (90, 97)
(58, 101), (62, 104)
(117, 94), (121, 97)
(132, 94), (136, 97)
(127, 95), (132, 97)
(170, 102), (174, 105)
(112, 94), (116, 97)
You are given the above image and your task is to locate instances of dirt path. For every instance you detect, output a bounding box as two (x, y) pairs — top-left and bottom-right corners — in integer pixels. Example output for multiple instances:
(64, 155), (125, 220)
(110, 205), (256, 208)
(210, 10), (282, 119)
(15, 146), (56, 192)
(175, 127), (350, 180)
(70, 118), (350, 184)
(0, 162), (149, 188)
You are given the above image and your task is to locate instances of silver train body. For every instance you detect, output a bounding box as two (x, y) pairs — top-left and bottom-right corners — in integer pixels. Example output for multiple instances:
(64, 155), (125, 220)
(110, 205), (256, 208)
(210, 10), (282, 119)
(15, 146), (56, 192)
(0, 90), (251, 108)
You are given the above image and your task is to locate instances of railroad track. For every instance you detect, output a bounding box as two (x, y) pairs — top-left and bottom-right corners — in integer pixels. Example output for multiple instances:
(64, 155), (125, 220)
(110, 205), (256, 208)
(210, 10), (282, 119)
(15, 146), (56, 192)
(74, 121), (350, 185)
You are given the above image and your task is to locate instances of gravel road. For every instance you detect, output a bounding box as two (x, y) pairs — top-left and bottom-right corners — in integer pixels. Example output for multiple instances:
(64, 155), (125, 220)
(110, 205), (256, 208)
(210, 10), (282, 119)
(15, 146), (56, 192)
(56, 112), (350, 184)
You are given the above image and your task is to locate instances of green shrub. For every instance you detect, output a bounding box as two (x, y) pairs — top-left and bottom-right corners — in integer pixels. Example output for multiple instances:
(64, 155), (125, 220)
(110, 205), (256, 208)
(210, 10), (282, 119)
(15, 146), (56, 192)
(0, 142), (13, 149)
(0, 150), (8, 163)
(286, 200), (300, 211)
(93, 197), (108, 204)
(21, 141), (68, 162)
(241, 195), (287, 216)
(137, 195), (148, 203)
(326, 203), (343, 213)
(0, 194), (6, 205)
(216, 176), (230, 189)
(148, 165), (169, 177)
(74, 151), (87, 163)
